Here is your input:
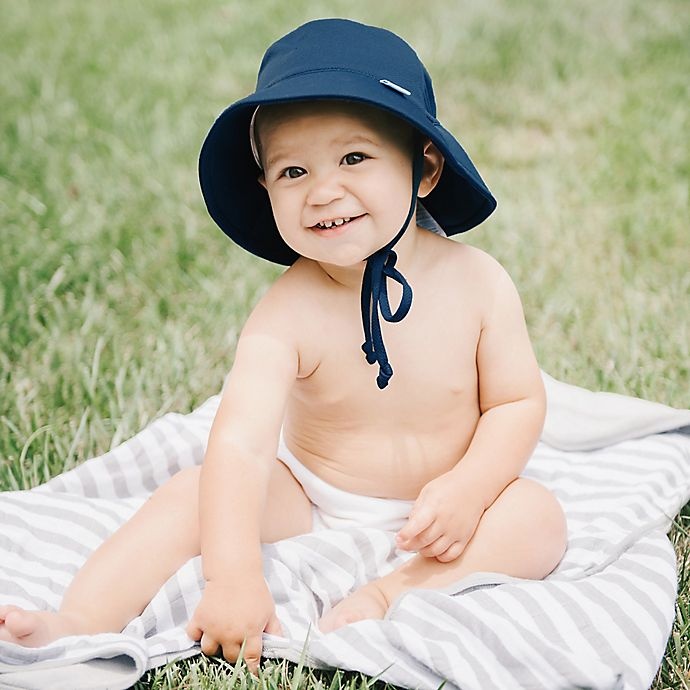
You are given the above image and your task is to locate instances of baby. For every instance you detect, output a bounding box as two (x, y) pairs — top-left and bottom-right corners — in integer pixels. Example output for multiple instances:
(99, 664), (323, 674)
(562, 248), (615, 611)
(0, 19), (567, 673)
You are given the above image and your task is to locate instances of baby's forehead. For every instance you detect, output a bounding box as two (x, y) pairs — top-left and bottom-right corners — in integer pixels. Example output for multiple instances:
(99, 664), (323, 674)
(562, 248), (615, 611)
(257, 100), (411, 145)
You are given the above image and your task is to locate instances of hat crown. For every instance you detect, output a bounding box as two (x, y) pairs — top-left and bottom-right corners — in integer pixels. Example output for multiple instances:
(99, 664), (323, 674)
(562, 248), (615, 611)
(257, 18), (437, 117)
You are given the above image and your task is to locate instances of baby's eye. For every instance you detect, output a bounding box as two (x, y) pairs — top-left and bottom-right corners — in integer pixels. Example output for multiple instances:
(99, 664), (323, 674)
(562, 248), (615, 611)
(342, 152), (368, 166)
(281, 166), (306, 179)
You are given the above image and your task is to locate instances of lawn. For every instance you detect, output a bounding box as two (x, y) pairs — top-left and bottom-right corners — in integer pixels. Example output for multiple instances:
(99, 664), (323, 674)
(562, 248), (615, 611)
(1, 0), (689, 687)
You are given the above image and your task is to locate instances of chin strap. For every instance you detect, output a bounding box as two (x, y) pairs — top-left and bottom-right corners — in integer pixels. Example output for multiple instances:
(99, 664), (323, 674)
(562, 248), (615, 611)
(361, 147), (425, 389)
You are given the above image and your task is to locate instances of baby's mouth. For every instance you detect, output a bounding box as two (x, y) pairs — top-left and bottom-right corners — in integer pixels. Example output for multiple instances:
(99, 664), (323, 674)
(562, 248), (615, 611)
(311, 214), (364, 231)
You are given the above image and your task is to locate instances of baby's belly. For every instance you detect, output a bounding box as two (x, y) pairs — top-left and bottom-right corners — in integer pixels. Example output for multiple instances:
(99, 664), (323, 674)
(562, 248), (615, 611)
(282, 415), (479, 500)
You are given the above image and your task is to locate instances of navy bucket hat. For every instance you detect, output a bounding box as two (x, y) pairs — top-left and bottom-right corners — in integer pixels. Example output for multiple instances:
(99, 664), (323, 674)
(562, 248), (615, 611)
(199, 17), (496, 264)
(199, 18), (497, 388)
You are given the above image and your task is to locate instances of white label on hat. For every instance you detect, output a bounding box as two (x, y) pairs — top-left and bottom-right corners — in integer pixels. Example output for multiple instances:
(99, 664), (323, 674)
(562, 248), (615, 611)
(379, 79), (412, 96)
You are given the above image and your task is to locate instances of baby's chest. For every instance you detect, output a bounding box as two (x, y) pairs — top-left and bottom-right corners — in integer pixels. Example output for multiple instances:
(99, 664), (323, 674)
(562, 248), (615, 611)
(304, 293), (481, 406)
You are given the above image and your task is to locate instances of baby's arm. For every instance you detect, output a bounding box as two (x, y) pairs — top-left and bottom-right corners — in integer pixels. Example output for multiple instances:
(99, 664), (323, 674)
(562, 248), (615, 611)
(397, 259), (545, 561)
(186, 281), (299, 668)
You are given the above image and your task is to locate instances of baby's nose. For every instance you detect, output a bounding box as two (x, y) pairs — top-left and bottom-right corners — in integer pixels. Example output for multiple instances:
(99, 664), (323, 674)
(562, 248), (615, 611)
(305, 171), (346, 206)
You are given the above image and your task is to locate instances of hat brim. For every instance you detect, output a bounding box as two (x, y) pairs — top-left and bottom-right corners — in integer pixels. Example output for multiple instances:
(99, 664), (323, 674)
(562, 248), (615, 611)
(199, 72), (496, 265)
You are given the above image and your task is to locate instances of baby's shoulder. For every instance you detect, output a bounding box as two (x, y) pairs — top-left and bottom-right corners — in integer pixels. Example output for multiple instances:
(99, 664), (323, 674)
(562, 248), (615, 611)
(240, 259), (326, 376)
(434, 237), (512, 290)
(245, 258), (317, 327)
(422, 239), (519, 327)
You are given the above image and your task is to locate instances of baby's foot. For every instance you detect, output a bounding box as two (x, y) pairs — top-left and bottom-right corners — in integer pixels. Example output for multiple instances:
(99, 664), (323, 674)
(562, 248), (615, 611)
(0, 605), (90, 647)
(318, 582), (390, 633)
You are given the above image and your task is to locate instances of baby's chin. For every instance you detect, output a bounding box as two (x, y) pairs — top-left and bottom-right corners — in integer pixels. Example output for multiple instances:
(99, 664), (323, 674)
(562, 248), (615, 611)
(294, 242), (374, 271)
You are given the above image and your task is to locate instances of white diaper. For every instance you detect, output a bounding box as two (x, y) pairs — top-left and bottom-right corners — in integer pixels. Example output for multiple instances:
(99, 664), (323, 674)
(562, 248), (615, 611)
(277, 434), (414, 533)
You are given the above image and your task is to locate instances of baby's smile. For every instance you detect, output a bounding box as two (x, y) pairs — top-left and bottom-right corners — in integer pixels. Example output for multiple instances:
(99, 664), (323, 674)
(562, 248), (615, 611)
(310, 213), (366, 233)
(314, 216), (353, 229)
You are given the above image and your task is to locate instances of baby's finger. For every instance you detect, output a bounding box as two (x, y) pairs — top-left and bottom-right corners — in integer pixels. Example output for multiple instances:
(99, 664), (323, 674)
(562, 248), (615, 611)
(402, 522), (443, 551)
(419, 535), (453, 558)
(264, 612), (283, 637)
(200, 631), (221, 657)
(396, 507), (435, 543)
(241, 635), (263, 675)
(186, 620), (202, 642)
(435, 541), (467, 563)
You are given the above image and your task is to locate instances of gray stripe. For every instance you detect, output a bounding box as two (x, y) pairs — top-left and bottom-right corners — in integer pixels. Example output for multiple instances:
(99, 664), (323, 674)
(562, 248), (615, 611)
(407, 590), (547, 688)
(126, 434), (160, 494)
(471, 589), (597, 689)
(596, 571), (671, 637)
(577, 580), (655, 673)
(481, 587), (572, 658)
(569, 518), (671, 577)
(0, 563), (67, 597)
(0, 580), (53, 612)
(165, 574), (190, 628)
(73, 460), (100, 497)
(0, 543), (77, 576)
(527, 448), (685, 484)
(527, 459), (676, 486)
(381, 617), (458, 689)
(0, 511), (92, 558)
(554, 487), (656, 509)
(605, 442), (690, 464)
(533, 471), (671, 499)
(263, 547), (301, 597)
(296, 533), (368, 579)
(558, 497), (651, 522)
(626, 537), (677, 563)
(0, 495), (114, 541)
(149, 425), (182, 483)
(565, 511), (637, 530)
(393, 607), (492, 688)
(329, 624), (436, 689)
(614, 553), (677, 597)
(109, 436), (144, 497)
(167, 419), (207, 464)
(141, 609), (158, 637)
(270, 540), (351, 610)
(146, 412), (205, 480)
(29, 489), (130, 525)
(585, 458), (681, 484)
(530, 464), (679, 500)
(43, 474), (66, 492)
(567, 535), (624, 551)
(352, 530), (398, 584)
(549, 586), (628, 679)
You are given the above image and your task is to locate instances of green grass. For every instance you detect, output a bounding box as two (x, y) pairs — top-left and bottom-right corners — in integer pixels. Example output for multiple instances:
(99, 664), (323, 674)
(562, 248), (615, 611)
(1, 0), (688, 687)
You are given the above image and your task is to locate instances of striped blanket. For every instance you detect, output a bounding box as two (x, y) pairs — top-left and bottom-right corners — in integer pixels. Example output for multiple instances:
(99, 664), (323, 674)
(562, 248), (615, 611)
(1, 372), (689, 690)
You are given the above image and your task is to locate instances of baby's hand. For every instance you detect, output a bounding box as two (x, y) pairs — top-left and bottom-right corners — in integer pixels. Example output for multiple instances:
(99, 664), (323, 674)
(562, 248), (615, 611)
(395, 471), (485, 563)
(186, 577), (282, 674)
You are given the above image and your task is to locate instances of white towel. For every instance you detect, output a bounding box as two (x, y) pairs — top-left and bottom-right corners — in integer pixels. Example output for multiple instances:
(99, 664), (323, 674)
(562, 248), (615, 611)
(1, 372), (689, 690)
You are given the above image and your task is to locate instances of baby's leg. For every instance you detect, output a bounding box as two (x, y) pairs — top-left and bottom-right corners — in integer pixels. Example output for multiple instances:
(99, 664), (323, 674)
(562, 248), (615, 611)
(319, 478), (566, 631)
(0, 460), (312, 646)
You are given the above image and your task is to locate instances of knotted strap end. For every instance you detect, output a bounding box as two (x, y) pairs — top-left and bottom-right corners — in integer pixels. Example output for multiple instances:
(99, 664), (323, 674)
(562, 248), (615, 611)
(376, 362), (394, 389)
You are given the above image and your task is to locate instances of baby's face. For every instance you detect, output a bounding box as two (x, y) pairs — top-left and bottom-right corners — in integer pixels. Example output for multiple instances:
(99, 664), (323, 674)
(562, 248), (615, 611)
(257, 101), (415, 268)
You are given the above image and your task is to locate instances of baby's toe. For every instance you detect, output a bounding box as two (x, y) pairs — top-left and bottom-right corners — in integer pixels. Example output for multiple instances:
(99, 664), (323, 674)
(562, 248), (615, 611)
(0, 605), (22, 621)
(318, 604), (359, 633)
(4, 609), (39, 638)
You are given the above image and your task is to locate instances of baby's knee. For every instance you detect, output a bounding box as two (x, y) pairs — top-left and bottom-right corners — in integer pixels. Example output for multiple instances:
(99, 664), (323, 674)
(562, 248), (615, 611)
(510, 478), (567, 552)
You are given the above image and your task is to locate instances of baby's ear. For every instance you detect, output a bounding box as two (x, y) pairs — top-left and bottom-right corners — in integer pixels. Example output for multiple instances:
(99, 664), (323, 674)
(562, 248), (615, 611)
(418, 139), (444, 198)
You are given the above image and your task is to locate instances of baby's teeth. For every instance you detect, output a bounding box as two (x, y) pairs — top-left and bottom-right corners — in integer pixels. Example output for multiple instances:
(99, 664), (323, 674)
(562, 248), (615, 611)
(317, 217), (352, 229)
